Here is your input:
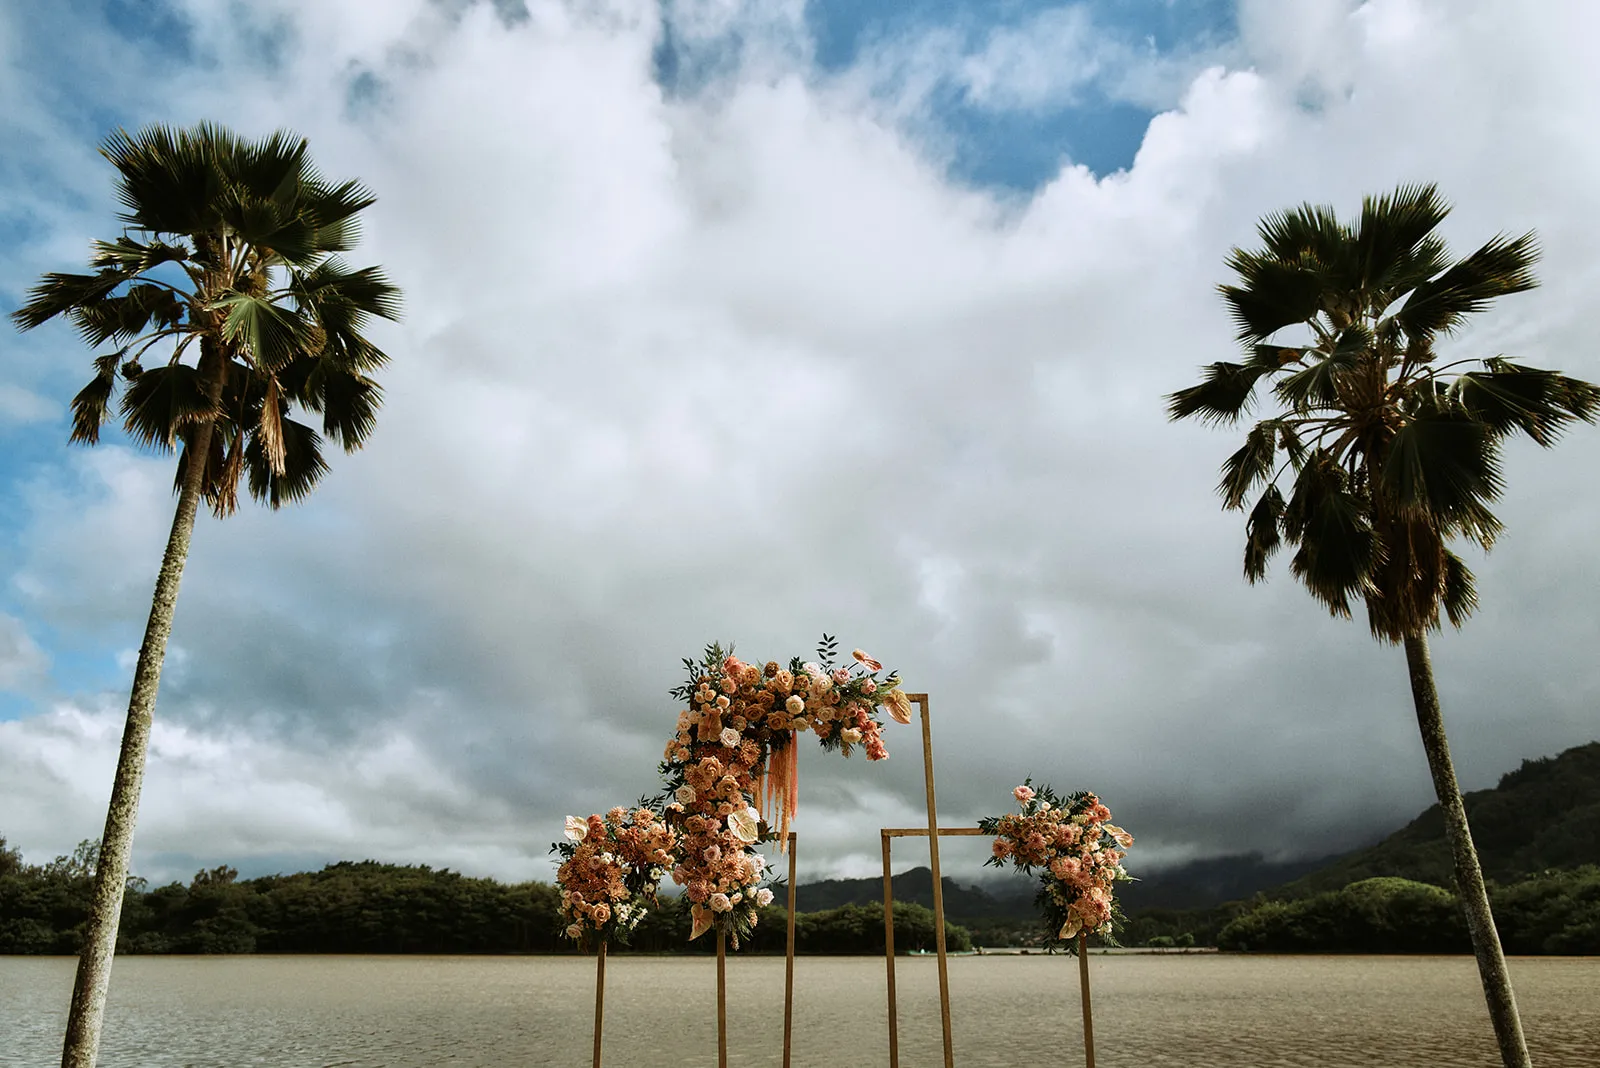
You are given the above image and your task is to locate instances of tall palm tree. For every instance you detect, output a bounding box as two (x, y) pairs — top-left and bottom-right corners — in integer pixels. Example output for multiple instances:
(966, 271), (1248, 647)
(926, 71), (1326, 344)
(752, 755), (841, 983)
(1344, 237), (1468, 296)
(1168, 184), (1597, 1068)
(11, 122), (401, 1068)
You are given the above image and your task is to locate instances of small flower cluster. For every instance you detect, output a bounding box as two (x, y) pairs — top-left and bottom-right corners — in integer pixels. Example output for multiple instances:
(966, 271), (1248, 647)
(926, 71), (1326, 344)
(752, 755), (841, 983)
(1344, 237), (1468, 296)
(979, 780), (1133, 945)
(660, 635), (911, 943)
(666, 744), (774, 947)
(551, 803), (679, 948)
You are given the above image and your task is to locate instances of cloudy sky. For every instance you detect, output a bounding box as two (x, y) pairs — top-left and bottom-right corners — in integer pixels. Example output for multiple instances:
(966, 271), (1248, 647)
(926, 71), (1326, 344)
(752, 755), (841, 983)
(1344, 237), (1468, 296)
(2, 0), (1597, 887)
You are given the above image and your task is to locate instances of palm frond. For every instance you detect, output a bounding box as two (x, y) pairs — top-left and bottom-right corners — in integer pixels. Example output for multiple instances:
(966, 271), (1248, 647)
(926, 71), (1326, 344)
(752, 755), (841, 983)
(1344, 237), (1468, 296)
(68, 354), (122, 445)
(210, 429), (246, 517)
(257, 376), (289, 475)
(1440, 548), (1478, 627)
(69, 284), (184, 347)
(1380, 404), (1503, 548)
(305, 364), (382, 448)
(1243, 483), (1285, 582)
(25, 120), (397, 518)
(292, 258), (403, 331)
(1167, 362), (1272, 425)
(189, 420), (230, 500)
(1219, 257), (1324, 342)
(1219, 421), (1281, 509)
(215, 292), (309, 373)
(119, 363), (218, 450)
(1282, 452), (1378, 619)
(1354, 183), (1450, 296)
(89, 236), (190, 274)
(1255, 202), (1351, 269)
(245, 416), (328, 508)
(1394, 231), (1539, 336)
(102, 123), (229, 235)
(1272, 324), (1370, 413)
(11, 270), (132, 331)
(304, 176), (378, 230)
(1454, 360), (1600, 445)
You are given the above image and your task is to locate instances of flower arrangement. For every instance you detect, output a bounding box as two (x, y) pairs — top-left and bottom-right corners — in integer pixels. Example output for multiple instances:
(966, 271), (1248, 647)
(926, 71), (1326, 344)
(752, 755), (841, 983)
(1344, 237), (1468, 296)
(659, 635), (912, 944)
(552, 802), (680, 948)
(979, 780), (1133, 945)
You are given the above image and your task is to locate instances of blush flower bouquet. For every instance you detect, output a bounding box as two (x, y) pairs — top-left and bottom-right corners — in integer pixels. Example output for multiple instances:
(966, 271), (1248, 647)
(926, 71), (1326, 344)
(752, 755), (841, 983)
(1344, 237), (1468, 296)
(979, 780), (1134, 945)
(551, 802), (679, 948)
(659, 635), (912, 944)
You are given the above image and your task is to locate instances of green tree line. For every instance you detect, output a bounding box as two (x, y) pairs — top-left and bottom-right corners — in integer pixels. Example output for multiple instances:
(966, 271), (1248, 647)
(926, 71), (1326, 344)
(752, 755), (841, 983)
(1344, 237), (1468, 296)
(1214, 871), (1600, 955)
(0, 837), (968, 956)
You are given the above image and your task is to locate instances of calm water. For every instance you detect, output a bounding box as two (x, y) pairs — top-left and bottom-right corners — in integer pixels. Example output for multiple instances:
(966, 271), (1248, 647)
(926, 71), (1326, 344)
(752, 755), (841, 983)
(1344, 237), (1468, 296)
(2, 953), (1596, 1067)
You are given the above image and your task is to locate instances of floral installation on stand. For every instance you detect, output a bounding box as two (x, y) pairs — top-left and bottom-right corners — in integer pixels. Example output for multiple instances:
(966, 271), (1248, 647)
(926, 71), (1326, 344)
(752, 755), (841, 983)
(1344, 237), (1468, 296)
(979, 779), (1134, 948)
(659, 634), (913, 945)
(551, 801), (680, 948)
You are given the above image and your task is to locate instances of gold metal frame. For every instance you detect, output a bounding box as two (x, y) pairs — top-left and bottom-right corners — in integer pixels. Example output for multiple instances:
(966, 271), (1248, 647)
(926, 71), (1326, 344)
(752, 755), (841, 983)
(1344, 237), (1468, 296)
(871, 693), (964, 1068)
(879, 825), (983, 1068)
(711, 831), (797, 1068)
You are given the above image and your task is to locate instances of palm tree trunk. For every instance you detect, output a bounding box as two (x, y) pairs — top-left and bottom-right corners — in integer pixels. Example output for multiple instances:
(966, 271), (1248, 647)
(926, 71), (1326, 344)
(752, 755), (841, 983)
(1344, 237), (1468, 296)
(1402, 630), (1531, 1068)
(61, 383), (222, 1068)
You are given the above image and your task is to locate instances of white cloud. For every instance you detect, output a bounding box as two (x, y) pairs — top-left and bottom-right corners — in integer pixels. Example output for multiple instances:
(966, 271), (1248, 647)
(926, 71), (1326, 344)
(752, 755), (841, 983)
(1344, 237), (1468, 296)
(0, 385), (57, 426)
(840, 2), (1237, 126)
(0, 613), (48, 691)
(2, 0), (1598, 883)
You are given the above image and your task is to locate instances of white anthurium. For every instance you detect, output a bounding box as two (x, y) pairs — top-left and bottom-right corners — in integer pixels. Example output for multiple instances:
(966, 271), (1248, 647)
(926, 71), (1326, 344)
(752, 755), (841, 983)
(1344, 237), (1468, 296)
(729, 806), (761, 844)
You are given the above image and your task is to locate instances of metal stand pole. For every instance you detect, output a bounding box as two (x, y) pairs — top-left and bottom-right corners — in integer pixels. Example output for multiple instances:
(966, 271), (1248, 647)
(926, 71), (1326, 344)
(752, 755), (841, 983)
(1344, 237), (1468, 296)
(882, 830), (899, 1068)
(1078, 931), (1095, 1068)
(783, 831), (797, 1068)
(913, 694), (955, 1068)
(592, 941), (606, 1068)
(717, 929), (728, 1068)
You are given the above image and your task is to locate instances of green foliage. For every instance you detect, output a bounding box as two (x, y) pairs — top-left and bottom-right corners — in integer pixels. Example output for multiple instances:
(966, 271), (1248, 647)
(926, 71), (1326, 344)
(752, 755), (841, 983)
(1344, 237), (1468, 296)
(1493, 867), (1600, 954)
(1215, 869), (1600, 955)
(1217, 877), (1468, 953)
(11, 121), (401, 517)
(1278, 742), (1600, 895)
(1169, 183), (1599, 642)
(0, 842), (969, 956)
(0, 838), (23, 878)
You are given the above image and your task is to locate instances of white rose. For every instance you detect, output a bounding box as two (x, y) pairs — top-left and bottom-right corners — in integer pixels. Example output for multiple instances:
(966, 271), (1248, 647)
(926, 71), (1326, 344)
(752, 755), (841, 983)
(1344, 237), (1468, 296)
(755, 888), (775, 907)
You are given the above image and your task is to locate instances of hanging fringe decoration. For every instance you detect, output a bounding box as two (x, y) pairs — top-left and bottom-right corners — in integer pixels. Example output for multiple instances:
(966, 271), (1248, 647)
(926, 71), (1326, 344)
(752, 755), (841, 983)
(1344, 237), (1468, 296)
(763, 735), (800, 851)
(782, 737), (799, 848)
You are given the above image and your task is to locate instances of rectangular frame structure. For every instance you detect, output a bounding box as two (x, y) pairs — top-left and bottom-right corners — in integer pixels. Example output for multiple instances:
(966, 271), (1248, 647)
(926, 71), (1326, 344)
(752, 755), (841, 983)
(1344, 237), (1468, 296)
(880, 826), (987, 1068)
(712, 830), (797, 1068)
(722, 691), (948, 1068)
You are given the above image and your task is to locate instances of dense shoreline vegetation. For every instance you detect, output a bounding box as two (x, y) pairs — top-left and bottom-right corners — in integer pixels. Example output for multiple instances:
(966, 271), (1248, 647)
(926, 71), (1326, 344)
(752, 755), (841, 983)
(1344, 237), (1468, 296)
(0, 841), (970, 956)
(7, 743), (1595, 957)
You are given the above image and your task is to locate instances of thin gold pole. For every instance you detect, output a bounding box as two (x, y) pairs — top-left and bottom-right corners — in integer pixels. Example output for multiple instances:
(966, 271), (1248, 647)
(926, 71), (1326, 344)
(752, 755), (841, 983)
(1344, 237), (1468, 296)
(592, 941), (606, 1068)
(912, 693), (954, 1068)
(717, 928), (728, 1068)
(882, 829), (900, 1068)
(1078, 931), (1095, 1068)
(783, 831), (797, 1068)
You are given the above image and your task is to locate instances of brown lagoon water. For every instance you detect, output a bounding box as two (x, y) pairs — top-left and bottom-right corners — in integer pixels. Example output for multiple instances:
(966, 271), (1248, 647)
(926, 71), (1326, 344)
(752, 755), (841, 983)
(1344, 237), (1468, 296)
(2, 953), (1596, 1067)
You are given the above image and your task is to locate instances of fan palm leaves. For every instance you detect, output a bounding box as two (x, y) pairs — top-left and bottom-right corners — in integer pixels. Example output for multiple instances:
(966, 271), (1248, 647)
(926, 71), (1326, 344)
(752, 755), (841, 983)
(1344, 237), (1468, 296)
(11, 122), (400, 1068)
(14, 123), (399, 513)
(1169, 183), (1596, 1068)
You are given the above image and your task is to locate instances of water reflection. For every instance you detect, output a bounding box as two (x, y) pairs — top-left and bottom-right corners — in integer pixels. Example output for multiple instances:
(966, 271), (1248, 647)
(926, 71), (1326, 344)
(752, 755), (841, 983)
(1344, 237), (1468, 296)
(2, 954), (1595, 1067)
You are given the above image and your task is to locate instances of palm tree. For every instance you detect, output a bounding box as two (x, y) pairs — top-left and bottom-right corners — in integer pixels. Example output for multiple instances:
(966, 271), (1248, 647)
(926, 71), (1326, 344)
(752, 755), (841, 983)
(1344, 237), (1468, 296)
(11, 122), (401, 1068)
(1168, 183), (1597, 1068)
